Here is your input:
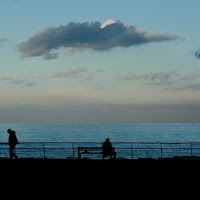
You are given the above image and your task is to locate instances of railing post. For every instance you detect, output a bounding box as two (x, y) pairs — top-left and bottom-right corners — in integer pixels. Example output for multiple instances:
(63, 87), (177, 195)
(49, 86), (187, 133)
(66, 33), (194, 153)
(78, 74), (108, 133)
(72, 143), (74, 160)
(160, 144), (163, 159)
(131, 143), (133, 160)
(43, 143), (46, 159)
(190, 143), (193, 158)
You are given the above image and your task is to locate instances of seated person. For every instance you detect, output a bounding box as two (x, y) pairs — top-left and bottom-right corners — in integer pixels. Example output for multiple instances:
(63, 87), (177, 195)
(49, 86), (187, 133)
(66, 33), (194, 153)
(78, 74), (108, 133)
(102, 138), (113, 159)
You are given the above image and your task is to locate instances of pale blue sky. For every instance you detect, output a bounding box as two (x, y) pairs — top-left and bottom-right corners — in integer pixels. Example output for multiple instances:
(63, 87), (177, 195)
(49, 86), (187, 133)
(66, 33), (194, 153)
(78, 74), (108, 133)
(1, 0), (200, 123)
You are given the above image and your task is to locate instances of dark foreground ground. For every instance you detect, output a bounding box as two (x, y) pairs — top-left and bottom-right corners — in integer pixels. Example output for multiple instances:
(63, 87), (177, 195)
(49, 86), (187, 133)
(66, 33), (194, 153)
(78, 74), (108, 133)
(1, 155), (200, 162)
(2, 156), (200, 179)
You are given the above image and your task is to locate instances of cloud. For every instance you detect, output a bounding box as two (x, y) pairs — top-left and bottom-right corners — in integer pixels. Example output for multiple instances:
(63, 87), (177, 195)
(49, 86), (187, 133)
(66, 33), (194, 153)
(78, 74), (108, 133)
(18, 19), (178, 59)
(114, 69), (200, 90)
(0, 37), (8, 47)
(0, 76), (37, 87)
(170, 83), (200, 90)
(1, 100), (200, 123)
(0, 37), (7, 42)
(51, 66), (105, 82)
(194, 49), (200, 59)
(115, 71), (177, 83)
(100, 19), (117, 29)
(43, 52), (58, 60)
(51, 66), (87, 78)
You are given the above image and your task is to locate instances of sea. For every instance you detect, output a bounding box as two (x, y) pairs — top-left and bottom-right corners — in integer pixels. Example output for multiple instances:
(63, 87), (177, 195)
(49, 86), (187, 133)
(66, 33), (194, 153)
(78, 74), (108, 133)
(0, 123), (200, 159)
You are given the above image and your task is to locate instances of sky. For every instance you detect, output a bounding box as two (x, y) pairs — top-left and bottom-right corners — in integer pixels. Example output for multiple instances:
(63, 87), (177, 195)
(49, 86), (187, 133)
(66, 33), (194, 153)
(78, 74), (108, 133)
(1, 0), (200, 123)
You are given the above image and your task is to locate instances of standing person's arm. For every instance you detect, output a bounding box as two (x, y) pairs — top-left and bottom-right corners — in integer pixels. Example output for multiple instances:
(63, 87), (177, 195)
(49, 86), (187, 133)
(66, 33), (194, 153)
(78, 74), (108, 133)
(15, 136), (19, 144)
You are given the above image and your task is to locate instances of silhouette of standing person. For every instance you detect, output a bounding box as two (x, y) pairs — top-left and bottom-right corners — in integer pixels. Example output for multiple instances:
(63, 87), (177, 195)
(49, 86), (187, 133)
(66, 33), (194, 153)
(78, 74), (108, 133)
(102, 138), (113, 160)
(7, 129), (19, 159)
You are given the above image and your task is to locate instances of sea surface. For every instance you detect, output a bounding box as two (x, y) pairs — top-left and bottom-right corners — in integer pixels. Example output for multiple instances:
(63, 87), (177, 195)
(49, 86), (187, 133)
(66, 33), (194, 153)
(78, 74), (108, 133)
(0, 123), (200, 159)
(1, 123), (200, 143)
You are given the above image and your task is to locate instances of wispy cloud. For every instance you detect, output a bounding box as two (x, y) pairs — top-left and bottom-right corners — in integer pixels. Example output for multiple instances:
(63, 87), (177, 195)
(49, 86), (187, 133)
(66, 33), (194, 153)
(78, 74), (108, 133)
(51, 66), (87, 78)
(114, 69), (200, 91)
(169, 83), (200, 90)
(0, 76), (37, 87)
(18, 19), (178, 59)
(114, 71), (178, 84)
(51, 66), (106, 83)
(165, 71), (200, 91)
(0, 66), (104, 87)
(0, 37), (8, 47)
(0, 37), (7, 42)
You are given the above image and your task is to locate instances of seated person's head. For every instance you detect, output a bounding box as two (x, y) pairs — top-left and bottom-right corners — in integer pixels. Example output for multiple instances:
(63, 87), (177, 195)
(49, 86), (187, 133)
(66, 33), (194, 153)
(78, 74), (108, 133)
(106, 138), (110, 142)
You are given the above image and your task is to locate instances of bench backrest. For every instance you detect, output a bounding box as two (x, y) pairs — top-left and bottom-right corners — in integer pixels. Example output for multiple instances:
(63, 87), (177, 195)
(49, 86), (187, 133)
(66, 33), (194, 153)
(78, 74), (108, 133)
(78, 147), (115, 152)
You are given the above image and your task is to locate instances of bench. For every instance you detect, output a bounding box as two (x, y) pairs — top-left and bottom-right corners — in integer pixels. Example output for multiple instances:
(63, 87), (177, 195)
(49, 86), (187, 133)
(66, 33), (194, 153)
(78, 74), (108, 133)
(78, 147), (116, 160)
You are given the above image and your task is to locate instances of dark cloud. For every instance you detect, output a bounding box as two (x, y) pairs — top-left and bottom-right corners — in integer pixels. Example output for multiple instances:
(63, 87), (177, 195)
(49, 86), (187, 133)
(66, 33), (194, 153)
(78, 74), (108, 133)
(195, 50), (200, 59)
(18, 19), (178, 59)
(43, 52), (58, 60)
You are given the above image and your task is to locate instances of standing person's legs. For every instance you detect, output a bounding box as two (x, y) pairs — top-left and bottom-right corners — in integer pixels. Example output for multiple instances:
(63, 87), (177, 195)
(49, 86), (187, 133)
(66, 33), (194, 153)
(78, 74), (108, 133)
(10, 146), (18, 159)
(13, 147), (18, 159)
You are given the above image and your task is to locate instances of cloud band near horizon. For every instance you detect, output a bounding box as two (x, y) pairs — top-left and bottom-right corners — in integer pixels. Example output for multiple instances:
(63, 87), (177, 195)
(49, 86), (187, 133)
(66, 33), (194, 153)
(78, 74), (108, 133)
(18, 19), (178, 59)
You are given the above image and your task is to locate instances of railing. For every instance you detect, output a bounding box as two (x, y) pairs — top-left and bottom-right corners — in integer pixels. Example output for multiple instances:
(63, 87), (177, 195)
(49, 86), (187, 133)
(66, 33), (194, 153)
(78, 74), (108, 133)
(1, 142), (200, 160)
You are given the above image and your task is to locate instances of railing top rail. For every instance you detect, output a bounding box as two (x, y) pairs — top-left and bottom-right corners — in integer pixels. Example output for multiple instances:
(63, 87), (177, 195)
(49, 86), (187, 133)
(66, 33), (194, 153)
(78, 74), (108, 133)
(1, 141), (200, 145)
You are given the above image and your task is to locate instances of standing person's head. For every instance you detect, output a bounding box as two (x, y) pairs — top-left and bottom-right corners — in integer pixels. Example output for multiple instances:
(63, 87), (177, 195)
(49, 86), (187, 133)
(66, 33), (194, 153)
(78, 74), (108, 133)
(7, 129), (12, 134)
